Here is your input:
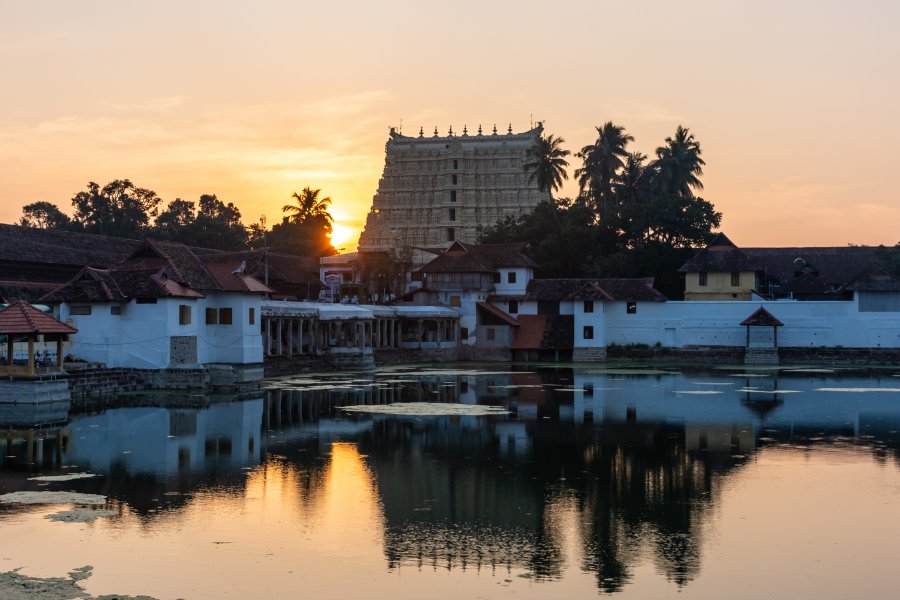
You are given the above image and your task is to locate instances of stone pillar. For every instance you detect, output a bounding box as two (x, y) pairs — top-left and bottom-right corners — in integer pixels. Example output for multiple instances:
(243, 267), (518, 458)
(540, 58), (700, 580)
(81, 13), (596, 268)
(286, 318), (294, 358)
(276, 319), (283, 356)
(299, 319), (305, 354)
(265, 318), (271, 356)
(57, 336), (64, 369)
(26, 334), (35, 376)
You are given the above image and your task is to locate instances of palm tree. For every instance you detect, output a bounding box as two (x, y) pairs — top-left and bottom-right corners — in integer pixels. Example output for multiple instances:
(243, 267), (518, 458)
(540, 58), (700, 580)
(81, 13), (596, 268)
(651, 125), (705, 198)
(282, 187), (333, 224)
(524, 134), (571, 195)
(613, 152), (650, 244)
(574, 122), (634, 219)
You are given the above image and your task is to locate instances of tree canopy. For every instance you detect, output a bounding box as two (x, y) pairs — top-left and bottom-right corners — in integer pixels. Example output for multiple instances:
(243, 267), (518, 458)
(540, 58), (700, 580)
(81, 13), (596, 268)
(16, 180), (337, 258)
(481, 123), (722, 298)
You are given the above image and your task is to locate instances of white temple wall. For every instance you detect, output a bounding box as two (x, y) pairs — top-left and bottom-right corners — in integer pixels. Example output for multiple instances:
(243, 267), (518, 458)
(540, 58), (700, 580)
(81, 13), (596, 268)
(590, 300), (900, 349)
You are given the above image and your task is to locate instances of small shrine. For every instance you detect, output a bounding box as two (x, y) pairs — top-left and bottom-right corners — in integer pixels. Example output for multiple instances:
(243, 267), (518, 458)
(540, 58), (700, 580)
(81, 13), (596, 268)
(0, 300), (78, 377)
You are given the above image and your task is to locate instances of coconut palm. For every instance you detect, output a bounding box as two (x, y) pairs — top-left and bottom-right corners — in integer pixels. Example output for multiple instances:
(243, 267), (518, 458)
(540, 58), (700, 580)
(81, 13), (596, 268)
(651, 125), (705, 198)
(574, 122), (634, 218)
(282, 187), (333, 224)
(524, 134), (571, 195)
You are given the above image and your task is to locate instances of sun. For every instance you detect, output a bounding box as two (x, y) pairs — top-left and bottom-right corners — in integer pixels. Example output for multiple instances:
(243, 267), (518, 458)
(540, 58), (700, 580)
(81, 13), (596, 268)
(328, 223), (356, 252)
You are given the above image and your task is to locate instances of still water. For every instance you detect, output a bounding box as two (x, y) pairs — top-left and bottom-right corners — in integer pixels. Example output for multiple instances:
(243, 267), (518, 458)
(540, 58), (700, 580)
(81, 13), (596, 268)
(3, 364), (900, 599)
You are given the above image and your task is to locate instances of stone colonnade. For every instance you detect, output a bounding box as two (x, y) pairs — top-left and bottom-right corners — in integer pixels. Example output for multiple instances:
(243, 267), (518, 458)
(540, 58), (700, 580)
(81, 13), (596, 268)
(262, 315), (459, 357)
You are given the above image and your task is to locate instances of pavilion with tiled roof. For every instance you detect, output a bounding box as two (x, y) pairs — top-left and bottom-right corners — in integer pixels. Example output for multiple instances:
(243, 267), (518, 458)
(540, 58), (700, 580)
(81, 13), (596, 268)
(0, 300), (77, 376)
(740, 307), (783, 348)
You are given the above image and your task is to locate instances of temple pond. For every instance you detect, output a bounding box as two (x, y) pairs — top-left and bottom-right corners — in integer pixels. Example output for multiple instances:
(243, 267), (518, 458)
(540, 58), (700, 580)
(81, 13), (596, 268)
(2, 363), (900, 599)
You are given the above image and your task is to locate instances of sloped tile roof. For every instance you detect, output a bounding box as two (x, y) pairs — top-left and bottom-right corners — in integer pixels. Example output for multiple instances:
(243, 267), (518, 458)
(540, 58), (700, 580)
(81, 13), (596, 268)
(845, 264), (900, 291)
(422, 241), (538, 274)
(0, 300), (77, 334)
(744, 246), (879, 288)
(203, 261), (273, 293)
(740, 307), (784, 327)
(0, 223), (139, 267)
(511, 314), (573, 350)
(476, 302), (520, 327)
(678, 232), (881, 289)
(678, 233), (760, 273)
(525, 278), (666, 302)
(202, 250), (321, 290)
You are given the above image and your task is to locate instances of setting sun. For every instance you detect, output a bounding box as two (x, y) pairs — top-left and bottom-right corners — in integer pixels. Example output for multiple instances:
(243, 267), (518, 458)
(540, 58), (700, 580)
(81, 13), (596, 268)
(328, 222), (355, 251)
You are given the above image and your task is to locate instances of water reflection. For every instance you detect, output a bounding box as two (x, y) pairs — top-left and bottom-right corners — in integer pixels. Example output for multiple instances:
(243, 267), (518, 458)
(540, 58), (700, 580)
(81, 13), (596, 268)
(1, 366), (900, 597)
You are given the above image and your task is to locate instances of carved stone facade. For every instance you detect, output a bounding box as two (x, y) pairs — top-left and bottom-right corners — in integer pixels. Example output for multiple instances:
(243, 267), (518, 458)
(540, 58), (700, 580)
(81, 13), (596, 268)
(357, 124), (550, 261)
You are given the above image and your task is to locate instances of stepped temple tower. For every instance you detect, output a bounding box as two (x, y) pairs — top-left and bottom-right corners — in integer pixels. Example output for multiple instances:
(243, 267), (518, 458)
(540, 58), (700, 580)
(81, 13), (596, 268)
(357, 123), (550, 261)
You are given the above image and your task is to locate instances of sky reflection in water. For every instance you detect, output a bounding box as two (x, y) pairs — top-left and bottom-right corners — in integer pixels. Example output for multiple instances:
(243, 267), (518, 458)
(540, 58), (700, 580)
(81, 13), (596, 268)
(2, 365), (900, 599)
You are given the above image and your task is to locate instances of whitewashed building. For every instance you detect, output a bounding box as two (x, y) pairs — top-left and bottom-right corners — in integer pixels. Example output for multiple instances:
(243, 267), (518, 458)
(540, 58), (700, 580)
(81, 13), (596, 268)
(42, 239), (270, 378)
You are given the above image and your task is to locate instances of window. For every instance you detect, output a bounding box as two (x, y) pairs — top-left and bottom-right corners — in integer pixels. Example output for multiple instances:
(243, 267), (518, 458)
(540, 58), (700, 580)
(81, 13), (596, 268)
(627, 301), (637, 314)
(110, 305), (122, 315)
(486, 328), (496, 341)
(70, 305), (92, 315)
(447, 228), (455, 242)
(449, 295), (461, 307)
(449, 208), (456, 221)
(584, 300), (594, 313)
(492, 272), (501, 283)
(451, 174), (458, 185)
(179, 305), (191, 325)
(219, 307), (233, 325)
(698, 271), (708, 286)
(538, 300), (559, 315)
(508, 300), (518, 314)
(731, 271), (741, 287)
(584, 325), (594, 339)
(453, 159), (458, 169)
(450, 190), (457, 202)
(507, 271), (517, 284)
(206, 308), (218, 325)
(584, 383), (594, 396)
(249, 307), (255, 325)
(460, 327), (469, 340)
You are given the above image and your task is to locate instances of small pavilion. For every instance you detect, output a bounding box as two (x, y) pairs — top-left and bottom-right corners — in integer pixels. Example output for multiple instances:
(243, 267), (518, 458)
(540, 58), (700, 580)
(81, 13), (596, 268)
(740, 306), (784, 348)
(0, 300), (78, 377)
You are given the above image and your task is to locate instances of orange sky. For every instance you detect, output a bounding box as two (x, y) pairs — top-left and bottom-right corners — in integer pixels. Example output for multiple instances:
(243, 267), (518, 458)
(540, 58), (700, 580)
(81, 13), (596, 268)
(1, 0), (898, 251)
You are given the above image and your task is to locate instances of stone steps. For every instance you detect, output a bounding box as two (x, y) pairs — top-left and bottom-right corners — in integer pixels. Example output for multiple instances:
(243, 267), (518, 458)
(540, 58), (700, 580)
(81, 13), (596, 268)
(744, 347), (779, 365)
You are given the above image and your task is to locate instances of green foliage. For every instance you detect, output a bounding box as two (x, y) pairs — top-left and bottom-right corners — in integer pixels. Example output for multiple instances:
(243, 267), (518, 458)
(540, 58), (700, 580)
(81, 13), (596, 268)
(70, 179), (161, 238)
(17, 180), (338, 258)
(524, 134), (570, 194)
(481, 123), (723, 298)
(19, 201), (72, 229)
(267, 215), (335, 258)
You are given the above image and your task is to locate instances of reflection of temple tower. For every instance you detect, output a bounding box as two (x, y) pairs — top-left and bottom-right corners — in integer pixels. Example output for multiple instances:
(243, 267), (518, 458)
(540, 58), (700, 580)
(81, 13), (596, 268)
(357, 124), (550, 261)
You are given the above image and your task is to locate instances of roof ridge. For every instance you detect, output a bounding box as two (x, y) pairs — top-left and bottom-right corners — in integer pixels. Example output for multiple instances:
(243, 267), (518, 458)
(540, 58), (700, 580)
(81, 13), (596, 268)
(18, 299), (38, 332)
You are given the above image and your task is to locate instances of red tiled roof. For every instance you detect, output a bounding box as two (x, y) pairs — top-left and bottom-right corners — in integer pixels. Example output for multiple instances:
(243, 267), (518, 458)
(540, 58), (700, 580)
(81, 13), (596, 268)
(511, 315), (574, 350)
(525, 278), (667, 302)
(476, 302), (520, 327)
(203, 262), (273, 294)
(0, 300), (77, 334)
(511, 315), (548, 349)
(740, 307), (783, 327)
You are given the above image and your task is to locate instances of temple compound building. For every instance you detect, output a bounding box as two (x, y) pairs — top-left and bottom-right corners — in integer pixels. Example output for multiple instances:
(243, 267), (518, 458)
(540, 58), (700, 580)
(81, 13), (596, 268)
(357, 123), (550, 263)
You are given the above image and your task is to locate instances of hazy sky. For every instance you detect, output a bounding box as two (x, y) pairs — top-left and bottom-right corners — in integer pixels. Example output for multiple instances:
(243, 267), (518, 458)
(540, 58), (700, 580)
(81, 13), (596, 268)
(1, 0), (898, 250)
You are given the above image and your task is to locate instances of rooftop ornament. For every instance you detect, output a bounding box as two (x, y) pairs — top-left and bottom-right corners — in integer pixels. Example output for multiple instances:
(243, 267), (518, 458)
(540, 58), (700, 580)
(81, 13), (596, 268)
(492, 124), (498, 135)
(418, 127), (424, 138)
(507, 123), (513, 134)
